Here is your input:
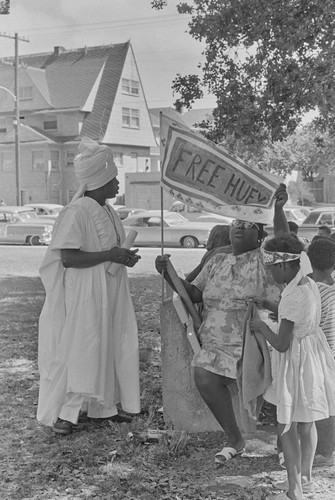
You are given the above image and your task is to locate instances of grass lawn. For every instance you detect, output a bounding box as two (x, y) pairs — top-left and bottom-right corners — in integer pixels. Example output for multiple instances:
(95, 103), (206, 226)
(0, 274), (334, 499)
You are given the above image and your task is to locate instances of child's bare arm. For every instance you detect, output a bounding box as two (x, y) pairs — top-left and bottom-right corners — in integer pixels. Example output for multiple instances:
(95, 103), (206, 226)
(250, 317), (294, 352)
(252, 297), (279, 314)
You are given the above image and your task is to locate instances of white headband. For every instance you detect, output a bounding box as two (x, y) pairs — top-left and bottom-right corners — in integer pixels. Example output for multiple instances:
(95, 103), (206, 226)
(262, 249), (301, 265)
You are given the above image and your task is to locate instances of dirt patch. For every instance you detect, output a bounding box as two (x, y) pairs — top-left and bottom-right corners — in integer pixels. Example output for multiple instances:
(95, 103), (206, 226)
(0, 275), (334, 499)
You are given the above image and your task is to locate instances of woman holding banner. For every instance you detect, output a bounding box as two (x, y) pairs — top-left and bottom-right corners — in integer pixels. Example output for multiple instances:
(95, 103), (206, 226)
(155, 183), (288, 463)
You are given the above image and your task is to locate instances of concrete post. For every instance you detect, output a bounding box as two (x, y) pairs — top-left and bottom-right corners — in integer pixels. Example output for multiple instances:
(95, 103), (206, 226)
(160, 295), (257, 436)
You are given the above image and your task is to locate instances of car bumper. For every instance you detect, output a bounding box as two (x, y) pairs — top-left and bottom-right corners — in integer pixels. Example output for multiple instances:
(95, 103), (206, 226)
(41, 232), (52, 245)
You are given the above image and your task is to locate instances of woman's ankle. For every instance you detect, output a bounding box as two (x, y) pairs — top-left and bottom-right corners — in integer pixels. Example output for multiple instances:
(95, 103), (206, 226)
(225, 437), (245, 451)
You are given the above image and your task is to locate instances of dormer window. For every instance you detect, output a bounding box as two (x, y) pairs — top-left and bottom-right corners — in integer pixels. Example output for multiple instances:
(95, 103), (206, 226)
(121, 79), (139, 96)
(43, 119), (58, 131)
(19, 86), (33, 101)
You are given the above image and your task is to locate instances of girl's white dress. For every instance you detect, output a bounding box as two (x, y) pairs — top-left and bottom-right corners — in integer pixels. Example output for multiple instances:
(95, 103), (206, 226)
(264, 269), (335, 428)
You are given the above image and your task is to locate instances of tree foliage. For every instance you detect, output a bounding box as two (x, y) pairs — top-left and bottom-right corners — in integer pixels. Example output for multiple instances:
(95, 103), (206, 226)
(0, 0), (10, 14)
(173, 74), (203, 110)
(153, 0), (335, 147)
(258, 124), (335, 180)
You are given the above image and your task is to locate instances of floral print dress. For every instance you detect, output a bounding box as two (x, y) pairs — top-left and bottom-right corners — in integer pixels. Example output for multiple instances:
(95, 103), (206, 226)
(192, 248), (280, 378)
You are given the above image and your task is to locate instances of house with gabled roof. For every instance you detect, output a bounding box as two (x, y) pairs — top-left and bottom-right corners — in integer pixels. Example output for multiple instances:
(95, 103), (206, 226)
(0, 42), (157, 205)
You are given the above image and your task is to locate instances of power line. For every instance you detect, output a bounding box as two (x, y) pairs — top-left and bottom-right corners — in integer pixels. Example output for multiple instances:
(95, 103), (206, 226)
(0, 32), (29, 42)
(0, 39), (205, 65)
(11, 13), (191, 35)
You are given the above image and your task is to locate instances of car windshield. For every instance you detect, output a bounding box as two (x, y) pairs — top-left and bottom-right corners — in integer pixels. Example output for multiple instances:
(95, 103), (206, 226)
(50, 207), (62, 215)
(18, 210), (38, 220)
(290, 209), (308, 221)
(303, 212), (321, 224)
(299, 207), (311, 217)
(164, 212), (188, 226)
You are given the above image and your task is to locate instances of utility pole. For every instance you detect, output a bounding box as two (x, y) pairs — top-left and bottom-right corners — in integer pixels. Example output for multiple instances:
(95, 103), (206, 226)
(0, 32), (29, 205)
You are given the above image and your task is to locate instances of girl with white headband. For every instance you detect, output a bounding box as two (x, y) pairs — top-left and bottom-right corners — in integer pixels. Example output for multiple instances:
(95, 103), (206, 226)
(37, 137), (141, 435)
(250, 234), (335, 500)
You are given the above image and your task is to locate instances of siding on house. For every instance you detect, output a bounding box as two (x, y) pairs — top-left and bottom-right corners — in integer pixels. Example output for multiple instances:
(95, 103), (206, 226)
(0, 43), (157, 205)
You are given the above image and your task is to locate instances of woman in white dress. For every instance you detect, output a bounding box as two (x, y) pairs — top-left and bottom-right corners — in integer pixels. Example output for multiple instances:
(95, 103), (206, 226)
(37, 137), (141, 435)
(251, 234), (335, 500)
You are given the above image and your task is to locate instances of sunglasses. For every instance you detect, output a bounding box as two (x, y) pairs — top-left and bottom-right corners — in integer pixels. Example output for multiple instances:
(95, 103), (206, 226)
(232, 220), (260, 230)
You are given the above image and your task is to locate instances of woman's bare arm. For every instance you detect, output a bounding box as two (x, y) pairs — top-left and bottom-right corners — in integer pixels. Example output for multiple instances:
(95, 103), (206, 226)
(61, 247), (140, 269)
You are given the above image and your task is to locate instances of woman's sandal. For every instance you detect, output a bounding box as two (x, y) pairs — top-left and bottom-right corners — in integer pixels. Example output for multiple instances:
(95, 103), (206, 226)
(53, 418), (73, 435)
(215, 446), (245, 464)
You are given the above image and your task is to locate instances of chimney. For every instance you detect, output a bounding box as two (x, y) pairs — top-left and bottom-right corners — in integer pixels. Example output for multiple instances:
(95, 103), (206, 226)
(53, 46), (65, 57)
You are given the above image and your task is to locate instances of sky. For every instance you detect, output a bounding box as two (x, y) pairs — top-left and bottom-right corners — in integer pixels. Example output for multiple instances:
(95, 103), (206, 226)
(0, 0), (216, 109)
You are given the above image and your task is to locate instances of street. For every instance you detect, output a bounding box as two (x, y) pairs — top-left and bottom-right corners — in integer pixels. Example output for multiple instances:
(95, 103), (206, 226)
(0, 245), (206, 278)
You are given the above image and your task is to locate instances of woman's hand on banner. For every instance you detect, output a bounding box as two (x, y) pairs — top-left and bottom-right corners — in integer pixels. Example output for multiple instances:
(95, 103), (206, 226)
(274, 183), (288, 210)
(155, 254), (171, 275)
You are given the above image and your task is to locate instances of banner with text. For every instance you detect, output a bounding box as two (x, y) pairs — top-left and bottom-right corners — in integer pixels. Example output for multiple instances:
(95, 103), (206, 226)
(160, 113), (283, 224)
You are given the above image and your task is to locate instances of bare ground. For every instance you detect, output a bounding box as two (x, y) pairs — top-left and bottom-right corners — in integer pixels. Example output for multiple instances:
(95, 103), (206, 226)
(0, 274), (334, 500)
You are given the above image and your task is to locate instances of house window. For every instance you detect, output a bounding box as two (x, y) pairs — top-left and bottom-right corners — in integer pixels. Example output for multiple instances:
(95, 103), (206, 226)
(122, 108), (140, 129)
(0, 151), (14, 171)
(0, 118), (7, 134)
(32, 150), (45, 171)
(66, 151), (75, 166)
(113, 152), (123, 168)
(19, 86), (33, 101)
(68, 189), (76, 202)
(50, 150), (59, 170)
(43, 119), (58, 131)
(121, 78), (139, 96)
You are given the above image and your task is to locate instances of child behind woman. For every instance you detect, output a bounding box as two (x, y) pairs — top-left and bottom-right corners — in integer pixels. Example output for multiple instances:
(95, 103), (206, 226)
(307, 236), (335, 465)
(250, 234), (335, 500)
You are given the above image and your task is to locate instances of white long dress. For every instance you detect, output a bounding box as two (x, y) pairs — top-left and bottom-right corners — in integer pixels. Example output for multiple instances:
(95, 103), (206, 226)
(37, 197), (140, 427)
(264, 269), (335, 430)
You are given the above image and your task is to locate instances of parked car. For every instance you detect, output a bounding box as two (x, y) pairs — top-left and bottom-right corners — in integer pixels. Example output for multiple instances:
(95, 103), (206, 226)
(301, 207), (335, 226)
(122, 210), (215, 248)
(196, 213), (233, 224)
(283, 205), (312, 225)
(266, 206), (335, 242)
(0, 206), (54, 245)
(169, 200), (236, 224)
(169, 200), (203, 221)
(296, 207), (335, 241)
(116, 207), (146, 220)
(106, 202), (146, 220)
(24, 203), (63, 219)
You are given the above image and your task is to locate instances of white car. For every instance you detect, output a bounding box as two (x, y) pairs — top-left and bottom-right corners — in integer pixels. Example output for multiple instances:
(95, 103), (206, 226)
(0, 206), (53, 245)
(123, 210), (215, 248)
(24, 203), (63, 219)
(196, 213), (233, 224)
(283, 206), (311, 225)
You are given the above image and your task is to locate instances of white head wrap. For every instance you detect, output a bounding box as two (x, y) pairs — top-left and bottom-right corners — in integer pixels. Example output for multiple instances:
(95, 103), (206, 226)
(71, 137), (118, 201)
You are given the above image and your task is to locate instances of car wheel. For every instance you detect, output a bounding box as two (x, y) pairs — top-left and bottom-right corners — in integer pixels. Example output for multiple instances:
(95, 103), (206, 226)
(182, 236), (198, 248)
(28, 235), (41, 246)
